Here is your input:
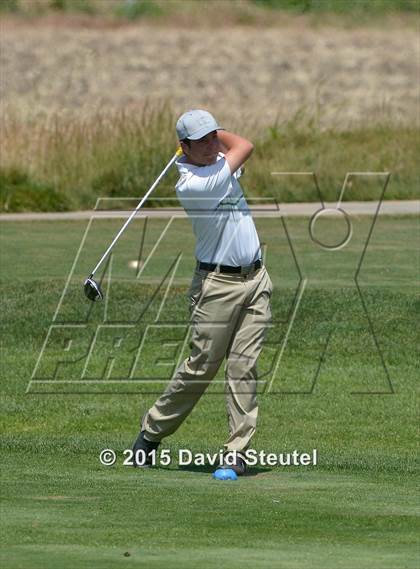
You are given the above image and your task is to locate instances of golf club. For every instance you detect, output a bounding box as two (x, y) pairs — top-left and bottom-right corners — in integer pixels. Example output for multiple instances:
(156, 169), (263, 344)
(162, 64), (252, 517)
(84, 147), (183, 301)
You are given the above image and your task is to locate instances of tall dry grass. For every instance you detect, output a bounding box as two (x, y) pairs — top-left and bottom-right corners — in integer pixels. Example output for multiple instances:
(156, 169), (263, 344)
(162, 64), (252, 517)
(0, 104), (418, 211)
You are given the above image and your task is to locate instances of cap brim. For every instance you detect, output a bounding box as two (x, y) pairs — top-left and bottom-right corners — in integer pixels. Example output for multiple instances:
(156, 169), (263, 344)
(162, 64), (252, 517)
(188, 125), (222, 140)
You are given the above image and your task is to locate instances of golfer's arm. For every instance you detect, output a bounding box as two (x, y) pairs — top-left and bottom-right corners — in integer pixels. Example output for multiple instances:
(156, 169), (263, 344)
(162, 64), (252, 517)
(217, 131), (253, 174)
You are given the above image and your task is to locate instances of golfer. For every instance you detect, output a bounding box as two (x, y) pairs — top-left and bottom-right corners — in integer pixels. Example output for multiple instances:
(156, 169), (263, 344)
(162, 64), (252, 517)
(133, 109), (273, 475)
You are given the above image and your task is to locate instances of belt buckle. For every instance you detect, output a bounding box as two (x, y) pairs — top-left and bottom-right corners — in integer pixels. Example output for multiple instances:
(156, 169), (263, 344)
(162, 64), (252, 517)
(240, 263), (253, 276)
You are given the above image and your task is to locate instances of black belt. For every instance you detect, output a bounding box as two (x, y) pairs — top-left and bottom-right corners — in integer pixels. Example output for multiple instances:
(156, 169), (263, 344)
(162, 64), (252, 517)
(197, 259), (262, 274)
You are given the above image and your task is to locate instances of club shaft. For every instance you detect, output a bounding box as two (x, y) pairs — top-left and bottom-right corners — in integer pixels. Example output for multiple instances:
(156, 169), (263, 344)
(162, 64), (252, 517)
(90, 150), (181, 278)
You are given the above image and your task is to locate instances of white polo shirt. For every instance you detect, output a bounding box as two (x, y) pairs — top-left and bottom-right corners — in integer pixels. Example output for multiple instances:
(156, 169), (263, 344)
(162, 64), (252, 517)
(175, 153), (261, 266)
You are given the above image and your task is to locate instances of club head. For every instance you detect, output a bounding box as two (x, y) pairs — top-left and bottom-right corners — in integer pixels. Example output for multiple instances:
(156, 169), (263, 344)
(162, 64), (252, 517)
(84, 277), (103, 302)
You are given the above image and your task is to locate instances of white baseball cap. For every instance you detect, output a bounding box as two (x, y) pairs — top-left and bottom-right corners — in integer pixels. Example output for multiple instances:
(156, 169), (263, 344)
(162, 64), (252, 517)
(176, 109), (222, 141)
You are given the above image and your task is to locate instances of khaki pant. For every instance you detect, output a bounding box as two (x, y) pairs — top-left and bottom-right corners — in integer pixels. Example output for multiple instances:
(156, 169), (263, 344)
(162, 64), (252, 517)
(141, 264), (272, 452)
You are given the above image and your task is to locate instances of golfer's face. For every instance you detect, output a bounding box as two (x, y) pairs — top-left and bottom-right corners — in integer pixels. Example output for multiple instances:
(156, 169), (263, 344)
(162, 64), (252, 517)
(185, 131), (220, 166)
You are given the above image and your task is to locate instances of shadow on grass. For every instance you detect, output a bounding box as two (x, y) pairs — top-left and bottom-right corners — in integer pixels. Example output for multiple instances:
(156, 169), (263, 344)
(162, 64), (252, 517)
(177, 464), (272, 477)
(131, 463), (272, 476)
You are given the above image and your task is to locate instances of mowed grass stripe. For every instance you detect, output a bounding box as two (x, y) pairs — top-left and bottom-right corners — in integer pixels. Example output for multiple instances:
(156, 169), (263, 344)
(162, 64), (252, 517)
(1, 463), (419, 569)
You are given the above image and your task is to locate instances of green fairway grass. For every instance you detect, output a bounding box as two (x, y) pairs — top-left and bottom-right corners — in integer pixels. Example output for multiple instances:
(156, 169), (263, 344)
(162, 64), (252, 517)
(0, 215), (419, 568)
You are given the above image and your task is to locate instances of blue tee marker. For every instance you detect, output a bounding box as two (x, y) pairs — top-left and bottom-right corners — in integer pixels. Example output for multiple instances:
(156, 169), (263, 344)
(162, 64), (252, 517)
(213, 468), (238, 481)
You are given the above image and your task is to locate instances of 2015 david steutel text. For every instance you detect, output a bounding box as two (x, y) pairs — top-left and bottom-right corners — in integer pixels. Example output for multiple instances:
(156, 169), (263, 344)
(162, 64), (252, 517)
(100, 448), (318, 467)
